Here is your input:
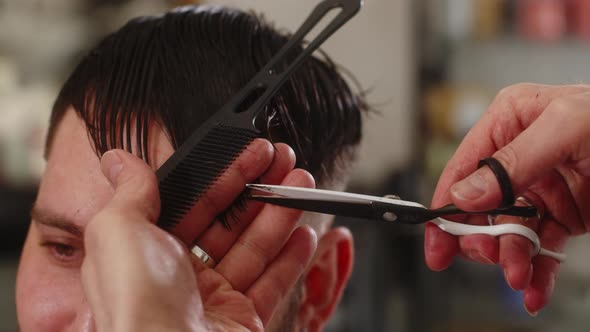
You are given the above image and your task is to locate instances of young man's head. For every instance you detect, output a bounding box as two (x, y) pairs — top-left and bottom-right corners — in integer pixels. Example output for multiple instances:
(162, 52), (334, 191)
(16, 6), (366, 331)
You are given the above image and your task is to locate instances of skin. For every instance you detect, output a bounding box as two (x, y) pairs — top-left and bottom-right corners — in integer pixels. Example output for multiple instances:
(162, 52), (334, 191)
(17, 108), (354, 331)
(425, 84), (590, 315)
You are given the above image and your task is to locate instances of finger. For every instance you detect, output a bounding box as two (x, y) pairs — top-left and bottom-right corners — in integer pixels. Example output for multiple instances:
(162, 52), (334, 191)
(194, 143), (297, 261)
(85, 149), (170, 258)
(496, 193), (543, 290)
(216, 169), (315, 292)
(87, 148), (173, 259)
(449, 91), (590, 211)
(170, 138), (275, 245)
(245, 226), (317, 326)
(500, 232), (533, 290)
(424, 222), (460, 271)
(522, 218), (569, 314)
(497, 220), (537, 290)
(458, 234), (498, 265)
(456, 167), (585, 273)
(457, 199), (537, 268)
(189, 250), (211, 275)
(84, 148), (197, 326)
(433, 212), (498, 265)
(99, 149), (161, 222)
(531, 168), (587, 235)
(259, 143), (297, 184)
(459, 195), (537, 268)
(426, 214), (492, 269)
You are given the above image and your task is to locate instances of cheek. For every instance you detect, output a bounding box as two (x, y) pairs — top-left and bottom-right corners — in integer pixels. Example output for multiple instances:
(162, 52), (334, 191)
(16, 243), (82, 331)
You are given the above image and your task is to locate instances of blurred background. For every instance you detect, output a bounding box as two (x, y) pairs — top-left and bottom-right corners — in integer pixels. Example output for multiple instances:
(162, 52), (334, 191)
(1, 0), (590, 331)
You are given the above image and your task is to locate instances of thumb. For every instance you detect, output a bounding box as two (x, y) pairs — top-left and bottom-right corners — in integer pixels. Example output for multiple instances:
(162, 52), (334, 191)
(100, 149), (161, 223)
(449, 101), (585, 211)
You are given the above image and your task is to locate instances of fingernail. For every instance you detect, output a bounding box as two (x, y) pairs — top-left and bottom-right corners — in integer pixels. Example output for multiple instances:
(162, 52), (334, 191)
(451, 169), (489, 201)
(524, 303), (538, 317)
(101, 150), (123, 186)
(467, 250), (494, 265)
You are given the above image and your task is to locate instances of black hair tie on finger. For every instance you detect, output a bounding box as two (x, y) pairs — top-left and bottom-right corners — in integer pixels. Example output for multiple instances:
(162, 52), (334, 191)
(478, 157), (515, 208)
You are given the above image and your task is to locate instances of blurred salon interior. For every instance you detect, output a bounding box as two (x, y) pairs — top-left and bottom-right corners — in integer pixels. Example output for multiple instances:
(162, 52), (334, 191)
(1, 0), (590, 331)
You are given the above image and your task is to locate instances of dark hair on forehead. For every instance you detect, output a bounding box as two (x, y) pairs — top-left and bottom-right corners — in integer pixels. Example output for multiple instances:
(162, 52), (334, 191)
(46, 5), (366, 186)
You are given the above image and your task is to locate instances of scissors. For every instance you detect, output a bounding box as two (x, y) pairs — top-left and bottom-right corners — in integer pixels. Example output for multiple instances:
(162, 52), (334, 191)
(246, 184), (566, 262)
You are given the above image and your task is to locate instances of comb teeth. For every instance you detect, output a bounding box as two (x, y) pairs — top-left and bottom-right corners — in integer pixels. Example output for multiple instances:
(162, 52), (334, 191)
(157, 124), (259, 230)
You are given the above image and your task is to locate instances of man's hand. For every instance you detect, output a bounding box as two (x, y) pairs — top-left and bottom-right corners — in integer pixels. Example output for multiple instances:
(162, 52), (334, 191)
(81, 145), (317, 332)
(425, 84), (590, 314)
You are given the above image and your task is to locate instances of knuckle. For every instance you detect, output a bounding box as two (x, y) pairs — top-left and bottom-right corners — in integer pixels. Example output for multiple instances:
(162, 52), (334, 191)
(495, 83), (538, 102)
(233, 156), (252, 184)
(164, 241), (189, 268)
(235, 238), (271, 267)
(109, 181), (160, 222)
(126, 176), (160, 221)
(199, 187), (223, 217)
(117, 161), (156, 193)
(544, 94), (590, 123)
(545, 95), (590, 143)
(510, 235), (534, 257)
(235, 140), (273, 180)
(132, 169), (158, 198)
(545, 96), (572, 117)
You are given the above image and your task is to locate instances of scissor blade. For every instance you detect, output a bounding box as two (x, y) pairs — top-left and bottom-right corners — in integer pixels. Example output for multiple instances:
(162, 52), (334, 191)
(250, 195), (380, 219)
(246, 184), (424, 207)
(246, 184), (369, 203)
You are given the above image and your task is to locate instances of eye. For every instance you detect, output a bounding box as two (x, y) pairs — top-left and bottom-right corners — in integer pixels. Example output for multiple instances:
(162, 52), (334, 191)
(53, 243), (75, 258)
(41, 241), (83, 266)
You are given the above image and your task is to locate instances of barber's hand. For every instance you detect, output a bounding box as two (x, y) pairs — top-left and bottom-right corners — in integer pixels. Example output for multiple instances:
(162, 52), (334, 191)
(425, 84), (590, 314)
(82, 143), (317, 332)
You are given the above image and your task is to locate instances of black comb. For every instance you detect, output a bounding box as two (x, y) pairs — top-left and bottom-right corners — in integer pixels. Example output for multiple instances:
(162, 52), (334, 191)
(156, 0), (363, 231)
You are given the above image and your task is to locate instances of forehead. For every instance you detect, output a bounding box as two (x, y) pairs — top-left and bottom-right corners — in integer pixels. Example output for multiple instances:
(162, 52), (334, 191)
(36, 108), (173, 228)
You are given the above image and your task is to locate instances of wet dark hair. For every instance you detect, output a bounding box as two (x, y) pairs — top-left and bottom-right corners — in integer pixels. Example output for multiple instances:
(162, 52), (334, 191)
(46, 5), (366, 187)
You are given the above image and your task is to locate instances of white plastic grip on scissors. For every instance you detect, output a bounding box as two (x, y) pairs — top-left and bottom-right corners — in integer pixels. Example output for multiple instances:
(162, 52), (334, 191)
(395, 198), (567, 263)
(430, 217), (567, 263)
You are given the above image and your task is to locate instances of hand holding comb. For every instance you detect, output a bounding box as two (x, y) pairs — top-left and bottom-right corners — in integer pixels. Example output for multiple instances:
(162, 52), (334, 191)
(156, 0), (363, 231)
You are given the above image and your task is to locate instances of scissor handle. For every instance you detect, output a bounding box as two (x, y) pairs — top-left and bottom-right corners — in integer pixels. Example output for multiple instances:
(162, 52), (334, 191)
(377, 201), (566, 263)
(431, 204), (539, 219)
(374, 202), (540, 224)
(431, 217), (567, 263)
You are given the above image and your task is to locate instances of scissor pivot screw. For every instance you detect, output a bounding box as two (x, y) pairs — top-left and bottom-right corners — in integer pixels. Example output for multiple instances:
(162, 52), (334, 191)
(382, 212), (397, 222)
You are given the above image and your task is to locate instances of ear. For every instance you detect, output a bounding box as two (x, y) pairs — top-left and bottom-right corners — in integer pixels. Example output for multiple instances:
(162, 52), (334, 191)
(297, 227), (354, 332)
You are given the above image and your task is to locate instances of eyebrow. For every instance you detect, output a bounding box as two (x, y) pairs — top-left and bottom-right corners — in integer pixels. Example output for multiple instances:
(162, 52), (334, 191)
(30, 205), (84, 238)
